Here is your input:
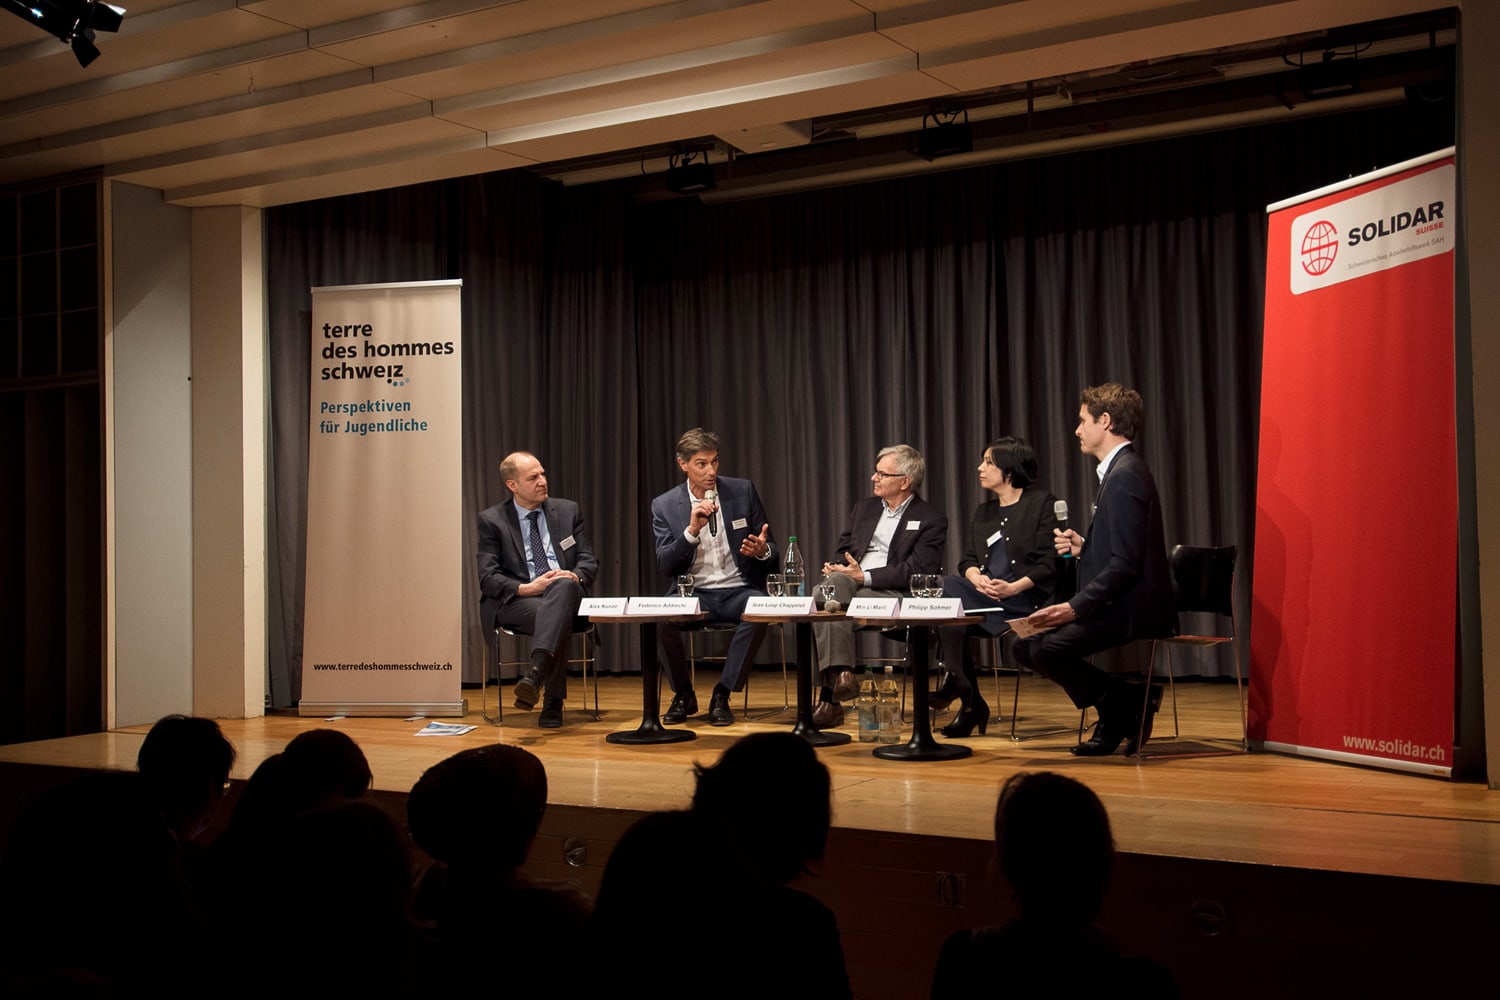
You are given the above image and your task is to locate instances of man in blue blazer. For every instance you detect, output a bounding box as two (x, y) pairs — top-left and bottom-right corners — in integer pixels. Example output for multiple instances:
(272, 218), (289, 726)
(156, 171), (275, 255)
(809, 444), (948, 728)
(477, 452), (598, 728)
(651, 428), (778, 726)
(1015, 384), (1177, 756)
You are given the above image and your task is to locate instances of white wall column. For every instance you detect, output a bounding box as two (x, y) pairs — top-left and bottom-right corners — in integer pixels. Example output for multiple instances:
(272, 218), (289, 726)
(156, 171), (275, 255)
(190, 206), (267, 719)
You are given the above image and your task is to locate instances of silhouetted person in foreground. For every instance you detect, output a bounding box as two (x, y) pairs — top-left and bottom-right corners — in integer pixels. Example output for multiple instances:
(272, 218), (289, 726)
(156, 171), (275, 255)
(590, 733), (852, 999)
(232, 799), (418, 1000)
(136, 714), (237, 851)
(0, 771), (209, 998)
(203, 728), (374, 936)
(930, 771), (1177, 998)
(407, 744), (589, 993)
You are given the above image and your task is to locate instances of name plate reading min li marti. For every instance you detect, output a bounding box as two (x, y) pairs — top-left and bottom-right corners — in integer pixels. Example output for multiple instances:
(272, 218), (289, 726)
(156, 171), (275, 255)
(845, 596), (899, 617)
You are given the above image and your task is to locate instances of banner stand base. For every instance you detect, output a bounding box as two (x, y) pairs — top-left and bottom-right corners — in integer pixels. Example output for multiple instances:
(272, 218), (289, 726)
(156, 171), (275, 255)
(1253, 740), (1452, 779)
(298, 700), (468, 718)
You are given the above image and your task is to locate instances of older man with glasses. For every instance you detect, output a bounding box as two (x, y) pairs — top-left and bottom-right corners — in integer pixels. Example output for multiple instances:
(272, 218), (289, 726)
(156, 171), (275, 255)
(808, 444), (948, 729)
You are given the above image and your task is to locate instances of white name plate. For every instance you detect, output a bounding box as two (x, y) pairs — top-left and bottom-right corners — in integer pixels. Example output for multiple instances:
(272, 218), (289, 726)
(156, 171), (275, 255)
(899, 598), (965, 619)
(579, 597), (627, 615)
(846, 596), (899, 617)
(744, 596), (816, 615)
(626, 596), (699, 615)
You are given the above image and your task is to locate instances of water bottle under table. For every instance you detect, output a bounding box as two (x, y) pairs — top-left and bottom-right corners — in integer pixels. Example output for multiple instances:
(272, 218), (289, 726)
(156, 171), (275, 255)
(876, 665), (901, 744)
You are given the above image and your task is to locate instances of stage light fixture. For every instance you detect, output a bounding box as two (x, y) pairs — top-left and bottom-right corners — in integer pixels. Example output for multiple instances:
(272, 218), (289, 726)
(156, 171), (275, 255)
(1, 0), (126, 68)
(665, 148), (717, 195)
(916, 107), (973, 161)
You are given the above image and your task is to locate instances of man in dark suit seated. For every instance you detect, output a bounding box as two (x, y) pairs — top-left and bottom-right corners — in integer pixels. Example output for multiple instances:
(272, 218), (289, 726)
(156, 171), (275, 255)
(651, 428), (779, 727)
(809, 444), (948, 729)
(1014, 384), (1177, 756)
(477, 452), (598, 729)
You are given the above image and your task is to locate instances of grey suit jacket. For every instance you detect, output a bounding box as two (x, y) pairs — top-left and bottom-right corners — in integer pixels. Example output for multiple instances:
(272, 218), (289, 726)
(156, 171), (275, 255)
(477, 496), (598, 629)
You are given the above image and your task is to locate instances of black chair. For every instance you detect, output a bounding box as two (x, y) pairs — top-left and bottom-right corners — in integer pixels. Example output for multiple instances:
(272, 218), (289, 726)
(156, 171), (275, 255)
(1135, 543), (1249, 759)
(980, 631), (1089, 742)
(483, 623), (600, 725)
(682, 622), (789, 720)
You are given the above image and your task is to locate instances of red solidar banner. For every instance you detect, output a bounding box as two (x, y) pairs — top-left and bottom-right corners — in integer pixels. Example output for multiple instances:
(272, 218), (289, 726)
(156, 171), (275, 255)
(1251, 148), (1456, 776)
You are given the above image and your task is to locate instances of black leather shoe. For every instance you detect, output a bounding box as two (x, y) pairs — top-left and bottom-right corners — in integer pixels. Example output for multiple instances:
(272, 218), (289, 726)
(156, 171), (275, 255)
(538, 697), (564, 729)
(1071, 715), (1133, 756)
(929, 670), (960, 711)
(513, 669), (542, 710)
(662, 690), (697, 725)
(939, 693), (990, 738)
(1124, 684), (1165, 757)
(708, 691), (734, 726)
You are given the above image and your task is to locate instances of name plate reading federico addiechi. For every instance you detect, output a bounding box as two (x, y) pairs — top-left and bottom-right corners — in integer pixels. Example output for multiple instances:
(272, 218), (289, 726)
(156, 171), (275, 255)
(744, 596), (816, 615)
(626, 596), (699, 615)
(579, 597), (627, 616)
(898, 598), (965, 619)
(846, 596), (899, 617)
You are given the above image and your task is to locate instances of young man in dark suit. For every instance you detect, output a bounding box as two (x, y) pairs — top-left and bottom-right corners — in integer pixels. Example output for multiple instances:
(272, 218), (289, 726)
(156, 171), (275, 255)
(651, 428), (778, 726)
(1014, 384), (1177, 756)
(476, 452), (598, 728)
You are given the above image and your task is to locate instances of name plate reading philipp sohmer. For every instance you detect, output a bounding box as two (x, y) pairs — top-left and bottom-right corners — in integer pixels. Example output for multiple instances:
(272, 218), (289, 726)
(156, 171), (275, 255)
(898, 598), (965, 619)
(845, 596), (899, 617)
(579, 597), (628, 616)
(744, 596), (816, 615)
(626, 596), (699, 615)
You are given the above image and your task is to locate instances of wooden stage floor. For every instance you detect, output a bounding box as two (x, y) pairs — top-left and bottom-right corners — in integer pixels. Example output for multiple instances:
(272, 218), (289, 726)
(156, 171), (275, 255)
(4, 671), (1497, 888)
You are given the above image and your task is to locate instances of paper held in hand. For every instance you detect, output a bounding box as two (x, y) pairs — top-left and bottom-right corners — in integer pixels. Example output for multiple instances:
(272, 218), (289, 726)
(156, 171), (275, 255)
(1006, 615), (1057, 639)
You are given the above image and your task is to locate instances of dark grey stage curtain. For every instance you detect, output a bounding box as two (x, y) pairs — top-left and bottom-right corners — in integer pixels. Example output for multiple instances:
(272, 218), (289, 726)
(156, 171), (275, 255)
(264, 102), (1452, 704)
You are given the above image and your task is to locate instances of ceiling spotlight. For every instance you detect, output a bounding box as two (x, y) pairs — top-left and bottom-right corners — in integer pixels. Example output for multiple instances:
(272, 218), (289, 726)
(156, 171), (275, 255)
(666, 148), (717, 195)
(917, 107), (973, 161)
(0, 1), (126, 68)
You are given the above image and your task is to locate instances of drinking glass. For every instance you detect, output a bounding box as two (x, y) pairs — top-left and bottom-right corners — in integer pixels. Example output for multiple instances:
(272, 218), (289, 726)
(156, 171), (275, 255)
(816, 579), (838, 609)
(909, 573), (925, 597)
(925, 574), (944, 599)
(676, 574), (695, 598)
(766, 573), (785, 597)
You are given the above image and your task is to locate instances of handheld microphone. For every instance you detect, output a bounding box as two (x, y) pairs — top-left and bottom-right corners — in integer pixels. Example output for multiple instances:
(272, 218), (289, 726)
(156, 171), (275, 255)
(1054, 500), (1073, 559)
(705, 489), (719, 536)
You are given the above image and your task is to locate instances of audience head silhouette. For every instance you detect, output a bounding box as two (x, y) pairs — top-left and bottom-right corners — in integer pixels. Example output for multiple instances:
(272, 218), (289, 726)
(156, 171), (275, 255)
(994, 770), (1115, 925)
(408, 744), (547, 871)
(136, 713), (237, 840)
(692, 731), (831, 884)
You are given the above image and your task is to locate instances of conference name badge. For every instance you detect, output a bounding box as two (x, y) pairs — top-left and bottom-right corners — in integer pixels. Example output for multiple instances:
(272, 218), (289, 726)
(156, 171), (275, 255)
(906, 520), (921, 530)
(731, 517), (748, 529)
(560, 535), (576, 550)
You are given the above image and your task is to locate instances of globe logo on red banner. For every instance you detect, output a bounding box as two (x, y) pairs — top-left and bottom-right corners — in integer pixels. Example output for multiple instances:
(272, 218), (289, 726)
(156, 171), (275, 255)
(1299, 220), (1339, 275)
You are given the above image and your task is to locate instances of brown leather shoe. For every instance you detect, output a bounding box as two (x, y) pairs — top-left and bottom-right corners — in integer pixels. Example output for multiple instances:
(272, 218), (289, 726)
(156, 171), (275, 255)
(811, 700), (845, 729)
(828, 669), (858, 702)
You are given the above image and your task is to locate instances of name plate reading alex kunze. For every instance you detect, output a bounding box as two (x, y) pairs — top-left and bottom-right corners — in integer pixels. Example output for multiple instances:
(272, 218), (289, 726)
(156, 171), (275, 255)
(579, 597), (628, 616)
